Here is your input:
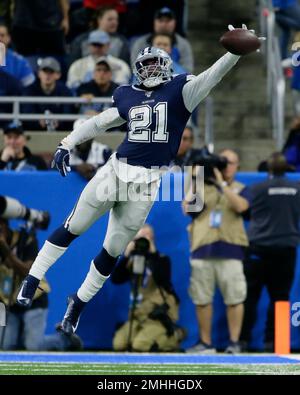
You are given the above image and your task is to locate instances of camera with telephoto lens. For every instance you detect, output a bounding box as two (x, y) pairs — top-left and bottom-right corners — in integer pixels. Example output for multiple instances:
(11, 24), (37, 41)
(191, 146), (228, 183)
(130, 237), (150, 275)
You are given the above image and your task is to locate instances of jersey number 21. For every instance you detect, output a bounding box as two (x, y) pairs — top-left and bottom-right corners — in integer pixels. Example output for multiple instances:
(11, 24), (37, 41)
(128, 102), (169, 143)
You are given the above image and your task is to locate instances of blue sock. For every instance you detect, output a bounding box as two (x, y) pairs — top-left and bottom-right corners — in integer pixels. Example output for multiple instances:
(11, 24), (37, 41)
(23, 274), (40, 297)
(73, 293), (87, 313)
(93, 248), (118, 276)
(48, 225), (78, 248)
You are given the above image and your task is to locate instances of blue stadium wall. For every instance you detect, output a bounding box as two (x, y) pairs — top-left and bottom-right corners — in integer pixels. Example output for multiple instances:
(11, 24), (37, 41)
(1, 171), (300, 350)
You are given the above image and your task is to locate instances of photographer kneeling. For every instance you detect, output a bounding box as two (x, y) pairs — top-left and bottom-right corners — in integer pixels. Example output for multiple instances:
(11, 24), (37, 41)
(0, 218), (81, 351)
(111, 224), (185, 352)
(0, 217), (50, 350)
(184, 149), (249, 354)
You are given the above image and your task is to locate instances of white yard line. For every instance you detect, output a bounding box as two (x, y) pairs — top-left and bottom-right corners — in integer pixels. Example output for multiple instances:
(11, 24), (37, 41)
(0, 367), (299, 375)
(1, 363), (300, 375)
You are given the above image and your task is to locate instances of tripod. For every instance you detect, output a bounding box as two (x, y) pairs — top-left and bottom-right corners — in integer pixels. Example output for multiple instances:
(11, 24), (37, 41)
(126, 273), (142, 351)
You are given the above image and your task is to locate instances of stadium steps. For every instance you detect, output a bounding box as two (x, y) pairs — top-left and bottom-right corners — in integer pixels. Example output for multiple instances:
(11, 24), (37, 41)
(188, 0), (277, 170)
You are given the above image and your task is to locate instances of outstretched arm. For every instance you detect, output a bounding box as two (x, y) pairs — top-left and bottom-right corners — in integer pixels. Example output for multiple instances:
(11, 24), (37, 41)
(52, 107), (126, 176)
(182, 24), (264, 113)
(62, 107), (126, 149)
(182, 52), (240, 113)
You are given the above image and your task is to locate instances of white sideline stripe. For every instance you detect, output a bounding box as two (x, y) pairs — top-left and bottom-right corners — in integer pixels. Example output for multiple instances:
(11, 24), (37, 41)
(1, 353), (300, 365)
(1, 363), (300, 372)
(0, 362), (298, 366)
(1, 352), (299, 359)
(284, 355), (300, 361)
(0, 368), (300, 375)
(0, 361), (297, 365)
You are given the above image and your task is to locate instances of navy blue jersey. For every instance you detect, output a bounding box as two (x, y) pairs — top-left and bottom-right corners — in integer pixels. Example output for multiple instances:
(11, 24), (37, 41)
(114, 74), (191, 168)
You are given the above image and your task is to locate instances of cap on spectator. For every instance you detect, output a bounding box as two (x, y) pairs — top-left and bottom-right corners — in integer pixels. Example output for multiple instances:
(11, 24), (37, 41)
(154, 7), (176, 20)
(3, 121), (24, 135)
(95, 57), (112, 70)
(38, 57), (61, 73)
(88, 30), (110, 45)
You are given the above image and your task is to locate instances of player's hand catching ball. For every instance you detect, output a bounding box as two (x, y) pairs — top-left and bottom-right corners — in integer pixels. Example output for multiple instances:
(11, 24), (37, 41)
(220, 24), (266, 56)
(51, 143), (71, 177)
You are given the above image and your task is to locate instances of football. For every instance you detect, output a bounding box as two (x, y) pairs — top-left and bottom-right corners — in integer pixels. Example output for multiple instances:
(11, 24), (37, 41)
(220, 28), (261, 55)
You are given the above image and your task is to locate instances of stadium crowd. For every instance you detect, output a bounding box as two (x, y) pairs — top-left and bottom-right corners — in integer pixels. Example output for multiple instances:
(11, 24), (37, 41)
(0, 1), (192, 131)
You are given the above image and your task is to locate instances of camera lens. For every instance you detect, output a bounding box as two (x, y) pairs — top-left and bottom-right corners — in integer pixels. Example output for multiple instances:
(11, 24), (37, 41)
(134, 237), (150, 254)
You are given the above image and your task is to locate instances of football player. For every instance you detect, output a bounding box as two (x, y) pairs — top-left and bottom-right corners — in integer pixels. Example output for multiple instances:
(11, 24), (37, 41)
(17, 25), (260, 334)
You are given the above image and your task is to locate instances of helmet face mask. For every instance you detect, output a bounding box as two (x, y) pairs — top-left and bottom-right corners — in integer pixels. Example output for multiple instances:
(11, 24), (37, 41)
(134, 47), (173, 88)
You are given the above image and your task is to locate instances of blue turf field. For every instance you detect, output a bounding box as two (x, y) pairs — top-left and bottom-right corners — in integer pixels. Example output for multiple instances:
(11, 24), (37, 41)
(0, 352), (299, 364)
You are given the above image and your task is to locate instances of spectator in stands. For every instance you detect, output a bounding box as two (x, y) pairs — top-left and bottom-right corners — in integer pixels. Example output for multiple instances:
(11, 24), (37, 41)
(282, 117), (300, 170)
(22, 57), (74, 132)
(67, 29), (131, 90)
(69, 0), (127, 40)
(150, 32), (187, 75)
(11, 0), (69, 62)
(0, 23), (35, 87)
(273, 0), (300, 60)
(70, 118), (113, 181)
(183, 149), (249, 354)
(77, 57), (119, 115)
(0, 217), (82, 351)
(111, 224), (185, 352)
(69, 6), (130, 65)
(0, 122), (48, 171)
(241, 152), (300, 352)
(130, 0), (187, 37)
(131, 7), (194, 73)
(170, 126), (201, 168)
(0, 70), (22, 128)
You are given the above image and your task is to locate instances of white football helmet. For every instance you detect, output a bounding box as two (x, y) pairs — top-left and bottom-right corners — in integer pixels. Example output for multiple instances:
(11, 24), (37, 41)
(133, 47), (173, 88)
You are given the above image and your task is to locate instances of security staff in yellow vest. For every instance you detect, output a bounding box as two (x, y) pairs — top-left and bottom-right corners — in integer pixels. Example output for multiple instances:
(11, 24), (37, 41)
(183, 149), (250, 354)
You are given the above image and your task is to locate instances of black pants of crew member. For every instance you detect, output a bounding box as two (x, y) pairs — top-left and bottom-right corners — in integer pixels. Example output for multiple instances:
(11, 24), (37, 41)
(241, 245), (296, 349)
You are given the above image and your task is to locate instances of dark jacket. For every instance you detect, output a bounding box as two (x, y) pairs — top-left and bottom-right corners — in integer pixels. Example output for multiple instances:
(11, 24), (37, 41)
(22, 80), (75, 131)
(77, 80), (119, 114)
(0, 146), (48, 171)
(172, 148), (204, 169)
(248, 176), (300, 247)
(111, 252), (177, 298)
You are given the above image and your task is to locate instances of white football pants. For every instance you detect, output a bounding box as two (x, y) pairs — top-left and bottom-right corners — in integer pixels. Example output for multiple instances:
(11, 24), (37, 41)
(64, 158), (160, 257)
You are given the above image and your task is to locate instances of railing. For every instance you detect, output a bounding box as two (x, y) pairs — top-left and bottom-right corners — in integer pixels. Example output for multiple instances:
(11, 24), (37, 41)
(0, 96), (215, 147)
(0, 97), (112, 123)
(259, 0), (285, 149)
(204, 96), (214, 152)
